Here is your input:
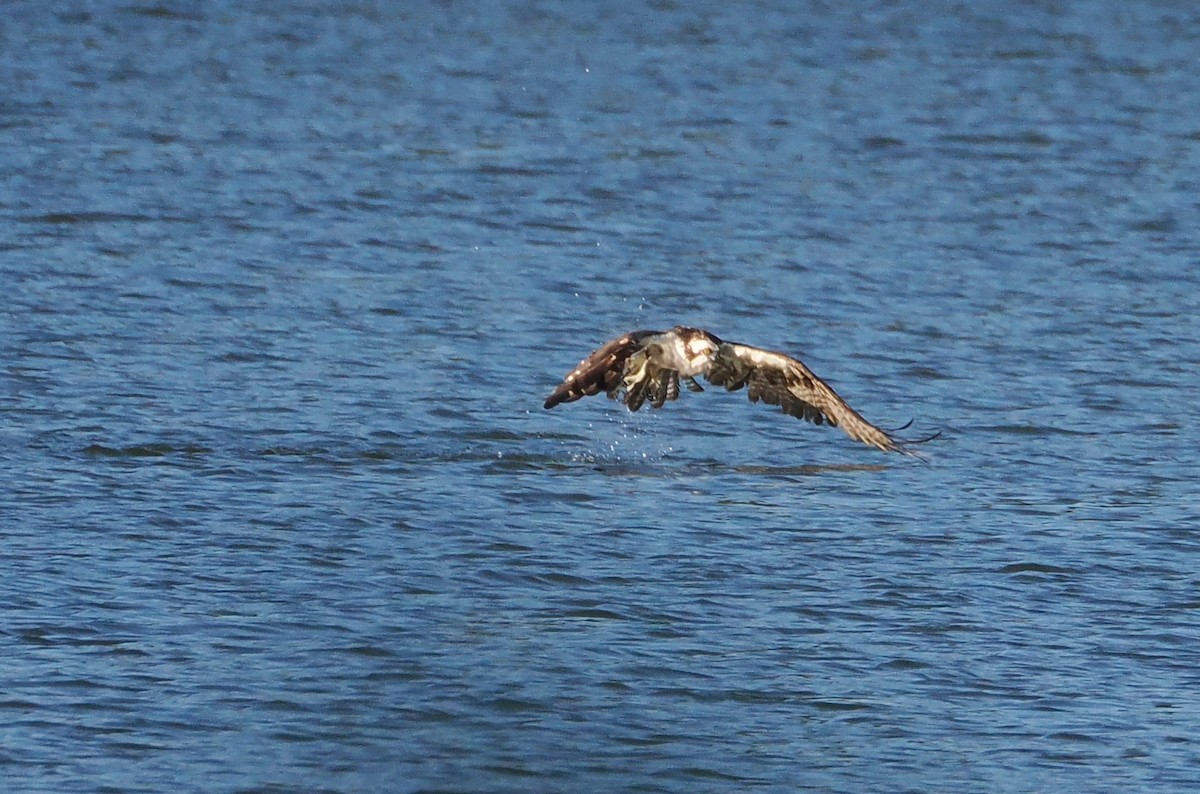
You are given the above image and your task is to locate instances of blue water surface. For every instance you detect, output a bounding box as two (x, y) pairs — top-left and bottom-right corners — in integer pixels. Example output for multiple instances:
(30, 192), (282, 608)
(3, 1), (1199, 792)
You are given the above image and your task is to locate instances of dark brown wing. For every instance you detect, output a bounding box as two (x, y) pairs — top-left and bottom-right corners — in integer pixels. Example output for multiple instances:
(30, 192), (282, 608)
(707, 342), (923, 455)
(544, 330), (660, 409)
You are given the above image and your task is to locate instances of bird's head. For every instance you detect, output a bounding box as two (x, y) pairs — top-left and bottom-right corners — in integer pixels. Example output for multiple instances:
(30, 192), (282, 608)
(672, 326), (720, 366)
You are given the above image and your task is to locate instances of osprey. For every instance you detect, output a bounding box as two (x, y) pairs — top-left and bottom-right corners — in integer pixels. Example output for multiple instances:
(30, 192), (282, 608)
(544, 326), (936, 456)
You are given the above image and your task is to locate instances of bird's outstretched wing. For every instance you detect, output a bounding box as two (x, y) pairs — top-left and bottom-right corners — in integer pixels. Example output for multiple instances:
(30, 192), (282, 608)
(706, 342), (931, 455)
(543, 330), (659, 409)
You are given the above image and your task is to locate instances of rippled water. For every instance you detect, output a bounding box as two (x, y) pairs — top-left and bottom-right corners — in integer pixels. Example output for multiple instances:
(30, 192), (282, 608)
(4, 2), (1200, 792)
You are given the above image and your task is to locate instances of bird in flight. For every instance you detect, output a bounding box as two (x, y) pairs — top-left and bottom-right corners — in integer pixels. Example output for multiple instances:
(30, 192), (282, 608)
(544, 326), (937, 456)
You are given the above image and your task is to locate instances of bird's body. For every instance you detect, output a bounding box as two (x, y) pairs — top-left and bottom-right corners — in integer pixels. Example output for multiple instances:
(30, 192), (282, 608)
(544, 326), (935, 456)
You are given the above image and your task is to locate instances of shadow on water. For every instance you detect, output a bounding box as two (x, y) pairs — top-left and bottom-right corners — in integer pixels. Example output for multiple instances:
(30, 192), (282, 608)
(578, 458), (895, 479)
(69, 420), (915, 476)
